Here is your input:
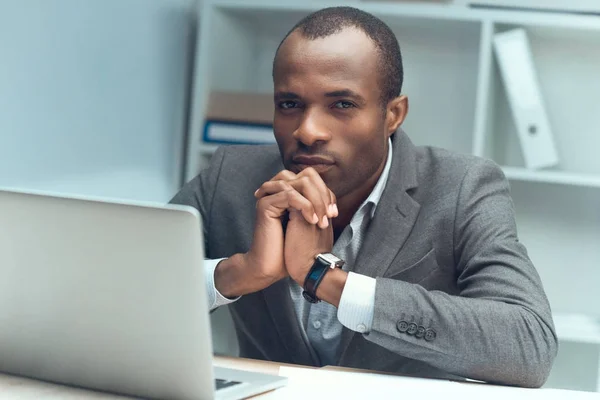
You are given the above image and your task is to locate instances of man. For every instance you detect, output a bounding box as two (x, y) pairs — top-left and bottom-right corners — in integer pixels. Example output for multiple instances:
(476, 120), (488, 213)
(171, 7), (557, 387)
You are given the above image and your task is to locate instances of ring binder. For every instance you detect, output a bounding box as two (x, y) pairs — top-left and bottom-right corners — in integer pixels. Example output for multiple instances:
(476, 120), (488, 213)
(493, 28), (560, 170)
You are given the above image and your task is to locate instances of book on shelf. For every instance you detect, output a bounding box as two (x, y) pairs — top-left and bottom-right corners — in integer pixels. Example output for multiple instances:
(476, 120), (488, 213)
(493, 28), (560, 170)
(203, 91), (275, 145)
(203, 120), (275, 145)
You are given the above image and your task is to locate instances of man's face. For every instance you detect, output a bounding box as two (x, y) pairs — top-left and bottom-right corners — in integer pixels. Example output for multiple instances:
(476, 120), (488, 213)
(272, 28), (394, 199)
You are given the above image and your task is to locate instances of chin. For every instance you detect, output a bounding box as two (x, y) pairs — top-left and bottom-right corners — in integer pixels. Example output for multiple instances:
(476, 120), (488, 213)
(322, 179), (344, 198)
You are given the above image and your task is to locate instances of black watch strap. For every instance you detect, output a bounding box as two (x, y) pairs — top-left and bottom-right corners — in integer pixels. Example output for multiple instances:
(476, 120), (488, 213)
(302, 253), (345, 303)
(302, 257), (330, 303)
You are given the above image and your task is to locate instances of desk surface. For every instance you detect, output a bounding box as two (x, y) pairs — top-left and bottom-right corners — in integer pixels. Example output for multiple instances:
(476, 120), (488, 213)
(0, 356), (288, 399)
(1, 356), (599, 399)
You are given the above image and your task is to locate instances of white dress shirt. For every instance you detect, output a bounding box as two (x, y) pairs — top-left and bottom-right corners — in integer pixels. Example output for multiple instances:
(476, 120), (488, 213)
(204, 139), (393, 366)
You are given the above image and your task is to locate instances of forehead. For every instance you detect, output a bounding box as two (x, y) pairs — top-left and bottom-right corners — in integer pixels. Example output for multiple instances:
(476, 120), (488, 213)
(273, 28), (380, 96)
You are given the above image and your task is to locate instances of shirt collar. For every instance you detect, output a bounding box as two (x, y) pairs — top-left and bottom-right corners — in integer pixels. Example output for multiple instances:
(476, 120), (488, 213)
(351, 138), (393, 225)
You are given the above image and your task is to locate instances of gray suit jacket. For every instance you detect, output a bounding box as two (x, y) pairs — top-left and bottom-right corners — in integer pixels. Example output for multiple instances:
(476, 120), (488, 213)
(171, 131), (557, 387)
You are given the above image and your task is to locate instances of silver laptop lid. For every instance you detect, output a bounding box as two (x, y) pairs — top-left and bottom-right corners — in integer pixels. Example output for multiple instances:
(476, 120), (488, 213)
(0, 188), (214, 400)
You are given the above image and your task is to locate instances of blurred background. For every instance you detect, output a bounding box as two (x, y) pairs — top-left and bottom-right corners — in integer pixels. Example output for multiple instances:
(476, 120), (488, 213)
(1, 0), (599, 393)
(0, 0), (197, 202)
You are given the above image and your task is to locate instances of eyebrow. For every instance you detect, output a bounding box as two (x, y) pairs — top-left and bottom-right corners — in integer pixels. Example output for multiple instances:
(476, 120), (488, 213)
(274, 92), (300, 101)
(274, 89), (366, 104)
(324, 89), (364, 102)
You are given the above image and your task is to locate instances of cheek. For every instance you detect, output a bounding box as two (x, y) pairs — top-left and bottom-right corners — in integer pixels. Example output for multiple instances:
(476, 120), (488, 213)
(273, 119), (294, 146)
(334, 121), (387, 182)
(337, 117), (385, 157)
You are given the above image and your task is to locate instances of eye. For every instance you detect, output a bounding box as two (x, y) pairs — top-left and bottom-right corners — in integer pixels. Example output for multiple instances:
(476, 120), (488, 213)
(333, 101), (355, 109)
(278, 100), (299, 110)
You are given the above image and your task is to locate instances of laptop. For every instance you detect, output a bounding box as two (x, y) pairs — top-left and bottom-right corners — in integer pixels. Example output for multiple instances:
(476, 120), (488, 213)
(0, 188), (287, 400)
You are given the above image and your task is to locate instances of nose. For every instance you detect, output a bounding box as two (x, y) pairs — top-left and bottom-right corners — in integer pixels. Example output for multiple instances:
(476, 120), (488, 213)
(292, 108), (331, 147)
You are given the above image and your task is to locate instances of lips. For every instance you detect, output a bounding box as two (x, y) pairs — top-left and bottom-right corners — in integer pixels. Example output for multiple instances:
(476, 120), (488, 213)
(292, 155), (335, 166)
(291, 155), (335, 174)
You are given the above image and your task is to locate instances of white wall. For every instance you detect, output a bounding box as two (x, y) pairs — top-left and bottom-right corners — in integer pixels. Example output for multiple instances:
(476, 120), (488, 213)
(0, 0), (198, 202)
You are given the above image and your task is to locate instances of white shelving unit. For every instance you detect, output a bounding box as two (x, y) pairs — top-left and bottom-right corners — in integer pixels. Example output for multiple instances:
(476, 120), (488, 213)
(502, 167), (600, 189)
(186, 0), (600, 391)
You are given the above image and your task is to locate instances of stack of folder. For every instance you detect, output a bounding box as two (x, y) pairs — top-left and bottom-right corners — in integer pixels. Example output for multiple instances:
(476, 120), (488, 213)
(203, 91), (275, 145)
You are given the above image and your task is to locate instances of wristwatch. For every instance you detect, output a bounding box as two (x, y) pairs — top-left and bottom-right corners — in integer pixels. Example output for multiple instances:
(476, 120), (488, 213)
(302, 253), (345, 303)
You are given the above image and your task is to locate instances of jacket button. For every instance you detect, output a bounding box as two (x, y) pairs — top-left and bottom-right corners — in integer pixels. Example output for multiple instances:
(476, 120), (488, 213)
(407, 323), (418, 335)
(396, 320), (409, 333)
(416, 326), (426, 339)
(425, 329), (437, 342)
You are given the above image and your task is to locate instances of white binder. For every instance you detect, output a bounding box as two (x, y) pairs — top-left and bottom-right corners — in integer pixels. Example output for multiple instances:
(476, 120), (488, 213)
(493, 29), (559, 170)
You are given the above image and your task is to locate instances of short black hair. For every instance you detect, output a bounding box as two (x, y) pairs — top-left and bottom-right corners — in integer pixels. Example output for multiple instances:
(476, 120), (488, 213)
(273, 6), (403, 106)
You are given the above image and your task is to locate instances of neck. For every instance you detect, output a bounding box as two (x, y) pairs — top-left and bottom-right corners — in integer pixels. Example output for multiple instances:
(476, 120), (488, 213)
(332, 157), (387, 239)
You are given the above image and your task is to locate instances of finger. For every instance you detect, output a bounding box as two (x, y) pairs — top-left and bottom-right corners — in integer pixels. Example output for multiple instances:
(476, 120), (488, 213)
(255, 170), (297, 198)
(296, 167), (336, 220)
(255, 180), (323, 226)
(256, 189), (319, 225)
(300, 167), (336, 216)
(257, 168), (334, 226)
(255, 180), (296, 200)
(268, 168), (335, 216)
(257, 171), (330, 227)
(292, 174), (330, 228)
(270, 169), (297, 182)
(328, 189), (338, 218)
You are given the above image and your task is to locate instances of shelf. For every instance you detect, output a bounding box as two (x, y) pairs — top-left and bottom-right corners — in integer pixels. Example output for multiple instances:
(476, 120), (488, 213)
(554, 313), (600, 345)
(502, 167), (600, 189)
(487, 26), (600, 180)
(217, 1), (480, 24)
(216, 0), (600, 32)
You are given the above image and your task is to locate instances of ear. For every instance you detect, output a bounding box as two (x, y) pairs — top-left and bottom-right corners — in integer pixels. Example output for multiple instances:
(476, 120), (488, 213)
(385, 95), (408, 137)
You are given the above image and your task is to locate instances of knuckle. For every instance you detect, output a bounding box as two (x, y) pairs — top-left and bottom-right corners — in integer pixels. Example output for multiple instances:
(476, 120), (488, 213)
(298, 167), (312, 176)
(273, 169), (288, 179)
(282, 183), (295, 193)
(299, 176), (312, 186)
(305, 167), (318, 177)
(284, 189), (300, 202)
(282, 170), (296, 179)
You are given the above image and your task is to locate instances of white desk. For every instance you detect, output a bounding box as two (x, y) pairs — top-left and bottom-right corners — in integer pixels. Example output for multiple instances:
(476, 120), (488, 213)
(1, 356), (598, 399)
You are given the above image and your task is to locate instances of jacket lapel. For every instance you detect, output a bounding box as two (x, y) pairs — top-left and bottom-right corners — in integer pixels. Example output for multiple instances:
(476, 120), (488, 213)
(338, 131), (421, 364)
(262, 279), (318, 366)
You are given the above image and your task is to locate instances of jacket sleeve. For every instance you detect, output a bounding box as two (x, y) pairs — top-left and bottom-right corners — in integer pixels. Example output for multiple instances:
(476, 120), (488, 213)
(169, 146), (227, 256)
(364, 158), (558, 387)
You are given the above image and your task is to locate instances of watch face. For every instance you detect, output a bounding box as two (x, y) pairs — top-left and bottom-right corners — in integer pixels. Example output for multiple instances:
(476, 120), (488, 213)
(318, 253), (344, 268)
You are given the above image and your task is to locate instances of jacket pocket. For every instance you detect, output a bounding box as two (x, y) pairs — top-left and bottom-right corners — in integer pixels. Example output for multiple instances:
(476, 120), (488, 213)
(385, 248), (440, 284)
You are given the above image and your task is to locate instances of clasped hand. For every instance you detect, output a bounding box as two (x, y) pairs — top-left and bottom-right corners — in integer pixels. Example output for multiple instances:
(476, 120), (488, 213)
(250, 167), (338, 287)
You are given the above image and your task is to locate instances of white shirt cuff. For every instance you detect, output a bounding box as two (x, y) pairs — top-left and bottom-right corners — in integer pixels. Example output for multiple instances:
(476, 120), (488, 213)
(337, 272), (376, 334)
(205, 258), (241, 311)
